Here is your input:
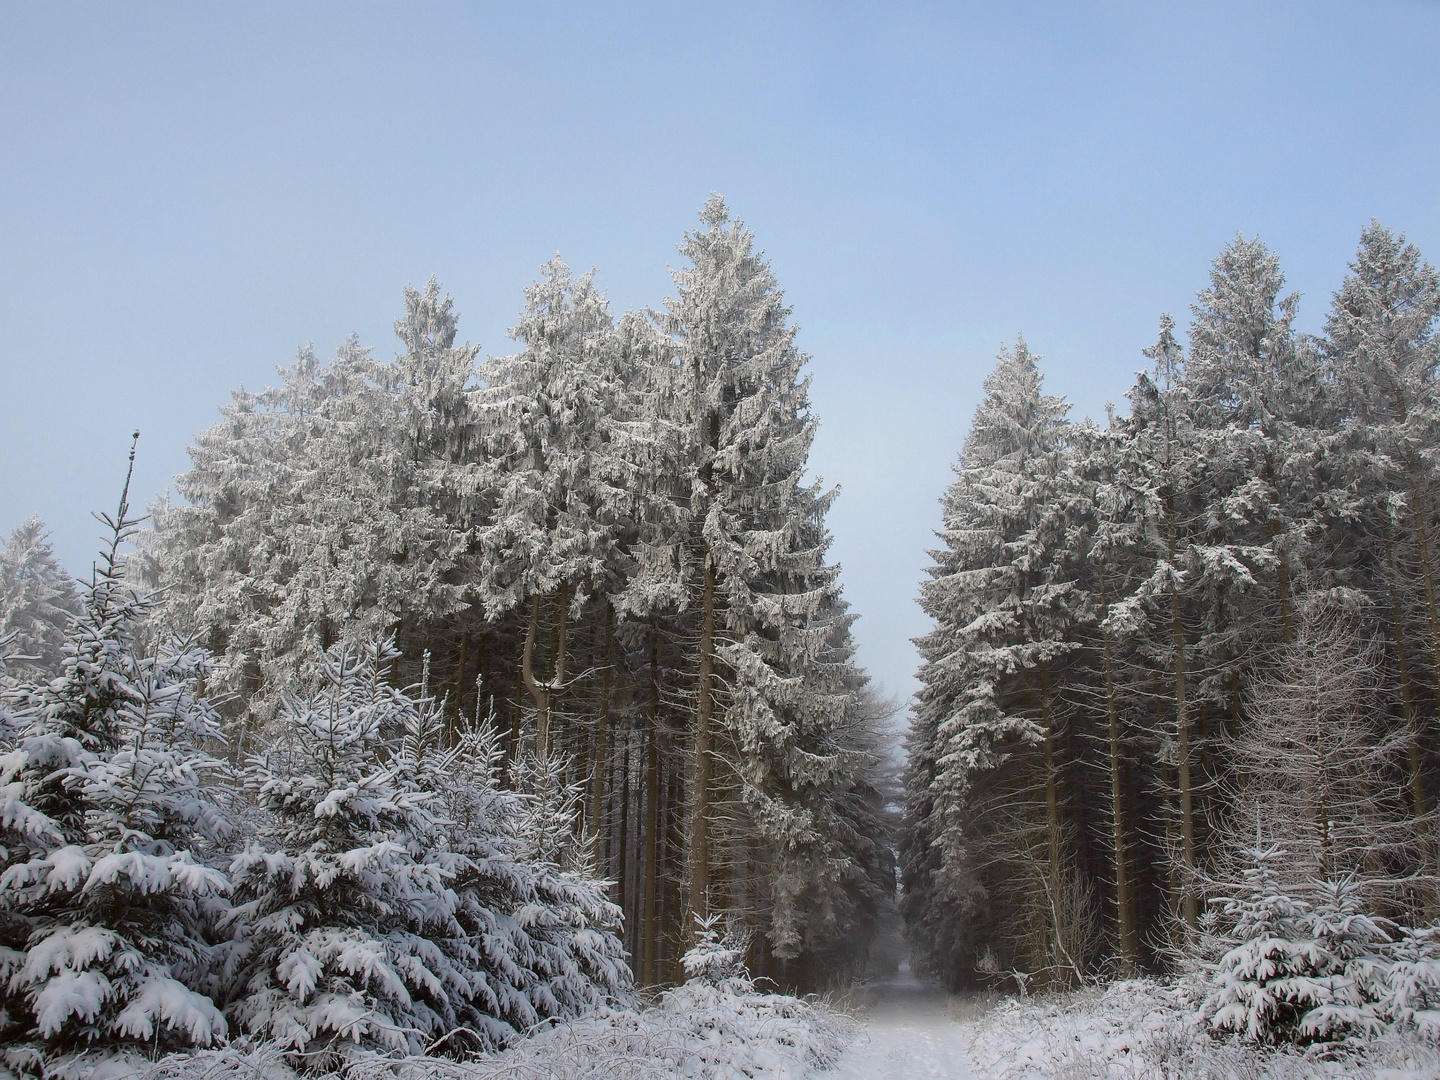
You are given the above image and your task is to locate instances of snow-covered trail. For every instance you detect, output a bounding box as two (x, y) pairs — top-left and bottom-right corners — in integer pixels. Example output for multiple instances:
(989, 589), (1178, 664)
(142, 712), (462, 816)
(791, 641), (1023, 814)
(826, 964), (984, 1079)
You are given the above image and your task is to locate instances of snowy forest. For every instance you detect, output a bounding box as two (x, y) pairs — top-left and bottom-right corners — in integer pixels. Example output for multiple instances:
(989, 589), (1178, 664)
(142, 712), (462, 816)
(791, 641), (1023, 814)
(4, 206), (1440, 1078)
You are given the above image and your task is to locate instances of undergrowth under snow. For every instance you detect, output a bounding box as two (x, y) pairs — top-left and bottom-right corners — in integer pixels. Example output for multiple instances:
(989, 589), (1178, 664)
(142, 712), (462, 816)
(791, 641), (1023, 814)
(968, 979), (1440, 1080)
(85, 976), (852, 1080)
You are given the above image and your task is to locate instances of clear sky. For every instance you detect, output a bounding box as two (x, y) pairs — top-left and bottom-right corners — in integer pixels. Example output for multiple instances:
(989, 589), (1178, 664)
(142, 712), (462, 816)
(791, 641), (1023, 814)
(2, 1), (1438, 703)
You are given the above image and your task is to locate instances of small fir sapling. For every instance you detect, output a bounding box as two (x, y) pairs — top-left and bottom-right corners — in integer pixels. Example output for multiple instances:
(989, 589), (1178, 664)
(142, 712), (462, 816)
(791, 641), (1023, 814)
(224, 637), (630, 1059)
(0, 437), (231, 1062)
(1200, 838), (1326, 1043)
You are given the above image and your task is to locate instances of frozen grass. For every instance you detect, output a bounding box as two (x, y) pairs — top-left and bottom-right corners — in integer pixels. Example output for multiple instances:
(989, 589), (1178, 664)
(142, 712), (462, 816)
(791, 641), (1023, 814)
(92, 977), (854, 1080)
(968, 979), (1440, 1080)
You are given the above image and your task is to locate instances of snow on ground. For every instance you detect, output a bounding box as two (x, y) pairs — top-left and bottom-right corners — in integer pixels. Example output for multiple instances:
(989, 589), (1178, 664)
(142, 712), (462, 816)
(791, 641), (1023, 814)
(825, 963), (981, 1080)
(966, 979), (1440, 1080)
(828, 972), (1440, 1080)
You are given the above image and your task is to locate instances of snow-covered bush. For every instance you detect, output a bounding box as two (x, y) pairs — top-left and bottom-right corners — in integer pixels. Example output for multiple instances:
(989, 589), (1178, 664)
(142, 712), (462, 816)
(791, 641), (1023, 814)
(1197, 839), (1440, 1046)
(132, 977), (851, 1080)
(971, 979), (1440, 1080)
(224, 638), (630, 1060)
(0, 478), (232, 1068)
(1295, 877), (1392, 1040)
(1374, 924), (1440, 1038)
(409, 685), (631, 1047)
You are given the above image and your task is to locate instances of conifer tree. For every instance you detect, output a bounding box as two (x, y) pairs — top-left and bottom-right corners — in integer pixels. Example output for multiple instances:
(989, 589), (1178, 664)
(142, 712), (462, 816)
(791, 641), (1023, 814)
(475, 259), (630, 761)
(662, 197), (860, 963)
(0, 444), (230, 1062)
(1325, 223), (1440, 722)
(147, 285), (482, 745)
(0, 516), (81, 681)
(903, 338), (1083, 987)
(224, 638), (630, 1057)
(1187, 235), (1319, 643)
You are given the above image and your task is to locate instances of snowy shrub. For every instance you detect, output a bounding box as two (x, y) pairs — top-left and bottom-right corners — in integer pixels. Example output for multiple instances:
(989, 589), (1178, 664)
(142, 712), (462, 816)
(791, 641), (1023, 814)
(410, 686), (631, 1046)
(1375, 924), (1440, 1038)
(1295, 877), (1392, 1040)
(0, 479), (232, 1066)
(132, 979), (851, 1080)
(224, 638), (630, 1061)
(970, 979), (1440, 1079)
(1197, 840), (1440, 1046)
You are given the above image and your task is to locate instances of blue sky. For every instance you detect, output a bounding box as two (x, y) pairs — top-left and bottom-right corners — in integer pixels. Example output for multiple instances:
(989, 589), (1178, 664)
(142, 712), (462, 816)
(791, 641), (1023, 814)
(2, 1), (1438, 701)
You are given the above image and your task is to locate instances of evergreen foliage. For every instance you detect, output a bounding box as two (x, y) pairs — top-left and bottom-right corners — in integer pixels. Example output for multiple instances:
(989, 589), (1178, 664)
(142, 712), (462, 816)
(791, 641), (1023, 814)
(224, 638), (630, 1058)
(0, 448), (231, 1064)
(0, 516), (81, 682)
(902, 222), (1440, 1026)
(142, 199), (891, 989)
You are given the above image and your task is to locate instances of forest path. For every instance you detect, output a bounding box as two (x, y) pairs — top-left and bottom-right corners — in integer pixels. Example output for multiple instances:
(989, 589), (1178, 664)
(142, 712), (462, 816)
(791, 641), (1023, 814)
(825, 963), (985, 1079)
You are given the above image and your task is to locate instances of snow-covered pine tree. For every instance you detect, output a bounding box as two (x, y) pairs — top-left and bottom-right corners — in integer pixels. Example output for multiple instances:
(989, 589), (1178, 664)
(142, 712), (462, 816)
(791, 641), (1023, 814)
(0, 516), (81, 681)
(662, 197), (863, 968)
(225, 637), (480, 1057)
(146, 284), (482, 749)
(1107, 314), (1268, 940)
(902, 338), (1086, 989)
(225, 636), (629, 1058)
(0, 444), (230, 1065)
(1200, 838), (1330, 1044)
(381, 279), (488, 698)
(402, 659), (634, 1035)
(1186, 235), (1320, 645)
(1299, 876), (1393, 1040)
(475, 259), (632, 762)
(1322, 224), (1440, 886)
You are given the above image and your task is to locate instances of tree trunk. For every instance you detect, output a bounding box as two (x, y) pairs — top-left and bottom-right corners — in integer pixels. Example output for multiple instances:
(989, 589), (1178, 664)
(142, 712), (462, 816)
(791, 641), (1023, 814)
(1167, 493), (1198, 931)
(592, 605), (613, 868)
(1313, 672), (1332, 879)
(688, 555), (717, 940)
(521, 594), (549, 757)
(617, 720), (631, 910)
(451, 628), (470, 744)
(1408, 465), (1440, 701)
(1275, 520), (1294, 645)
(1265, 453), (1294, 644)
(1098, 567), (1138, 971)
(1384, 515), (1433, 913)
(1040, 662), (1066, 987)
(643, 622), (662, 985)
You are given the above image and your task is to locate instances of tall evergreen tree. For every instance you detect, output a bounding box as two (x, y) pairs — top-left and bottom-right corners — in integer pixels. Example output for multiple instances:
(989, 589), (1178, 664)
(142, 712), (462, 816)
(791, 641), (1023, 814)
(0, 516), (81, 681)
(475, 259), (631, 761)
(663, 197), (866, 967)
(902, 338), (1084, 988)
(146, 284), (482, 746)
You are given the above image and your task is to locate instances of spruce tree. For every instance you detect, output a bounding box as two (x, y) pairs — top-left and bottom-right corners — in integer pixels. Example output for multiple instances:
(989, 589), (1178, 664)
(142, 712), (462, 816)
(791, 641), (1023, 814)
(0, 446), (230, 1062)
(0, 516), (81, 681)
(225, 637), (629, 1057)
(662, 196), (861, 964)
(146, 285), (483, 746)
(475, 259), (630, 761)
(903, 338), (1082, 987)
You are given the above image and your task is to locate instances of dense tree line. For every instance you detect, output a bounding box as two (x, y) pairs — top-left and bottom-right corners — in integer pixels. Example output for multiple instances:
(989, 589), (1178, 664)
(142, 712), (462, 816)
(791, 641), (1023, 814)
(902, 223), (1440, 993)
(134, 196), (893, 993)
